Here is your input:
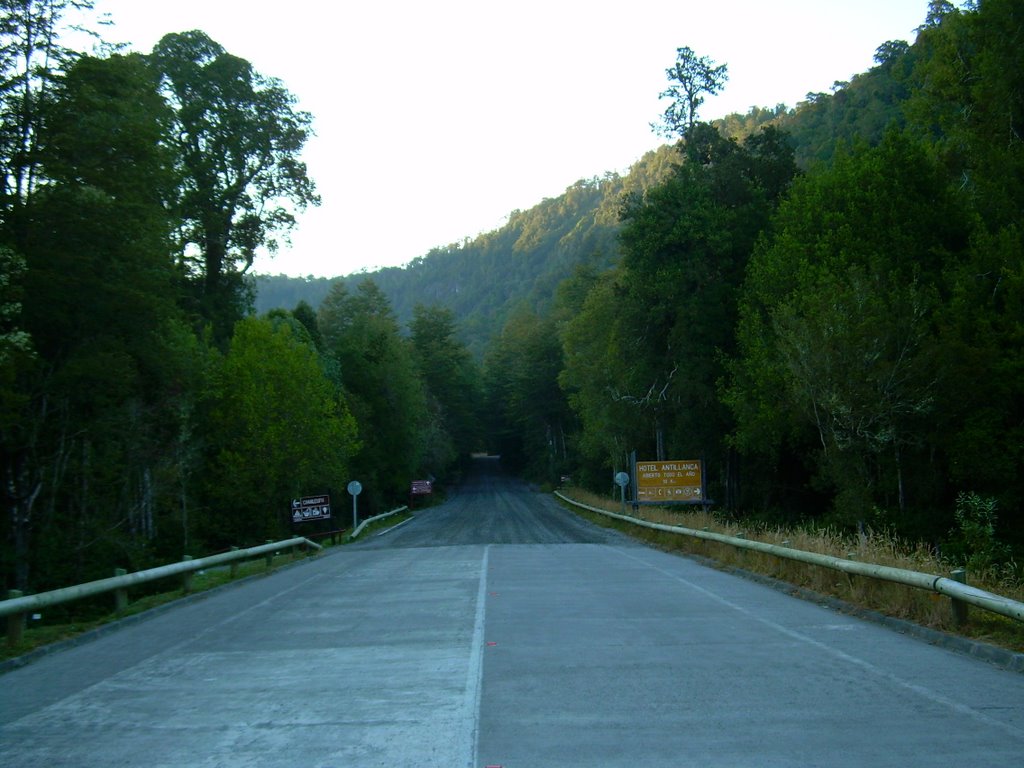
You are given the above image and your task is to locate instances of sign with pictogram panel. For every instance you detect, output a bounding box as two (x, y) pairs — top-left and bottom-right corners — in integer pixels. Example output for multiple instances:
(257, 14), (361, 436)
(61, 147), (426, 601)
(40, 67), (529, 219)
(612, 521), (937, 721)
(291, 494), (331, 522)
(635, 460), (703, 502)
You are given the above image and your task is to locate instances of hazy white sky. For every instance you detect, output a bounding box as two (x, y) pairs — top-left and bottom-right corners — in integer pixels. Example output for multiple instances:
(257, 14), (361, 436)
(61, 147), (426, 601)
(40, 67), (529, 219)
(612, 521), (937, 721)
(85, 0), (930, 278)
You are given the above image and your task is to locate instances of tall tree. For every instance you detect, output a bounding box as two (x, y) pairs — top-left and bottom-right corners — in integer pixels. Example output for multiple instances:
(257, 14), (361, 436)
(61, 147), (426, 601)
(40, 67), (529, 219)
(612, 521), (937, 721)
(197, 317), (359, 546)
(2, 51), (187, 590)
(149, 30), (319, 339)
(654, 46), (728, 139)
(409, 304), (481, 473)
(318, 280), (426, 510)
(0, 0), (99, 229)
(727, 130), (973, 530)
(612, 123), (796, 501)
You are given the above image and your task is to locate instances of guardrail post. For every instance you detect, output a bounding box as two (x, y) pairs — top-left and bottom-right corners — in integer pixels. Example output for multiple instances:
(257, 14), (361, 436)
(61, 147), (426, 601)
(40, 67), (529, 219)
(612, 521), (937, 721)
(265, 541), (274, 570)
(845, 554), (859, 593)
(229, 547), (240, 579)
(114, 568), (128, 612)
(6, 589), (24, 646)
(950, 568), (969, 626)
(181, 555), (194, 594)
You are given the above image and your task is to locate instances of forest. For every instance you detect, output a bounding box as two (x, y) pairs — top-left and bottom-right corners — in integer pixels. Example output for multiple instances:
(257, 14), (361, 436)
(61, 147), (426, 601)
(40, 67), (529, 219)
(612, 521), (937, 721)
(0, 1), (483, 595)
(2, 0), (1023, 597)
(486, 0), (1023, 564)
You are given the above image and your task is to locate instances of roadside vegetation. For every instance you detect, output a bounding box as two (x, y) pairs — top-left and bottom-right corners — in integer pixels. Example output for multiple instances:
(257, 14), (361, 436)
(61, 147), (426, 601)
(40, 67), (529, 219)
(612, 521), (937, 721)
(1, 510), (412, 663)
(4, 0), (1022, 661)
(559, 488), (1024, 654)
(1, 549), (313, 662)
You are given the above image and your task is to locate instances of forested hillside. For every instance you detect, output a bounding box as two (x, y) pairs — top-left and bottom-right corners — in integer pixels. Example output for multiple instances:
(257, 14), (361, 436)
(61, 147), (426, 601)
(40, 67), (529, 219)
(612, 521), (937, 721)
(483, 0), (1024, 566)
(256, 145), (680, 355)
(3, 0), (1022, 602)
(252, 4), (932, 355)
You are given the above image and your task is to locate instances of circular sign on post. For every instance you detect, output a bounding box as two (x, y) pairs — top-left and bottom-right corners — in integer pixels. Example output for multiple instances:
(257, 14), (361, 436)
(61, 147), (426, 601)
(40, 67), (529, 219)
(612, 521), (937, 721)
(347, 480), (362, 496)
(614, 472), (630, 488)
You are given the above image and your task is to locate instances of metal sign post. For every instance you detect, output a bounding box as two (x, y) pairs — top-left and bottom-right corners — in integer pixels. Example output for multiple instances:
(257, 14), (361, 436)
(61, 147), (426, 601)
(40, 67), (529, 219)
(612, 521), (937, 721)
(347, 480), (362, 529)
(614, 471), (630, 514)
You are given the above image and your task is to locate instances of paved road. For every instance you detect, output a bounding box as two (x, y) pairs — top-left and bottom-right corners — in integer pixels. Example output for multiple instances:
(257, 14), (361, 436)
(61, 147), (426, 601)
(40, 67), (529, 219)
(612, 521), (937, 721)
(2, 457), (1023, 767)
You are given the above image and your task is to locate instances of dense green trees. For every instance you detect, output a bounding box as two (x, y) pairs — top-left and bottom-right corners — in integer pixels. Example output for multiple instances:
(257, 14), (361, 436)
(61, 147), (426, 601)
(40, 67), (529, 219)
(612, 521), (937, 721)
(151, 30), (319, 341)
(483, 305), (572, 476)
(318, 280), (429, 511)
(0, 8), (480, 597)
(484, 2), (1022, 557)
(196, 316), (359, 547)
(3, 0), (1022, 596)
(410, 304), (483, 471)
(552, 123), (796, 501)
(727, 130), (973, 531)
(2, 43), (184, 590)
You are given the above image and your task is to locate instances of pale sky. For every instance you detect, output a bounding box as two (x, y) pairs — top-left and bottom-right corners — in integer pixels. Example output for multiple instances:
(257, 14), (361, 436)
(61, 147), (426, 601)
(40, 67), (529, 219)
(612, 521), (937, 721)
(83, 0), (930, 278)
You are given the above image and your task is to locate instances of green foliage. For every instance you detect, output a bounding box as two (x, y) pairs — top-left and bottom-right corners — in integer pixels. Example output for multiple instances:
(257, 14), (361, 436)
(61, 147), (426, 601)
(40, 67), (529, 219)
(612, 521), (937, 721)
(948, 492), (1010, 571)
(0, 246), (31, 368)
(196, 317), (358, 546)
(149, 30), (319, 342)
(483, 305), (573, 480)
(0, 0), (98, 216)
(318, 280), (426, 510)
(409, 304), (483, 473)
(728, 130), (973, 527)
(655, 46), (728, 139)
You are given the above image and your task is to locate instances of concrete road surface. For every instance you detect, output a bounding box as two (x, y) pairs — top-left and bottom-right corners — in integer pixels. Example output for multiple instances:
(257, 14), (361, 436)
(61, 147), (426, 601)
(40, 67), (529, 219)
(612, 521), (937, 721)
(2, 457), (1023, 767)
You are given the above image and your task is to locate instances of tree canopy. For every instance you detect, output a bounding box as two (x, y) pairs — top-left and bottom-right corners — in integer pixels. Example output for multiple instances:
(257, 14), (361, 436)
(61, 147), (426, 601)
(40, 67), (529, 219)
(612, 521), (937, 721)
(151, 30), (319, 340)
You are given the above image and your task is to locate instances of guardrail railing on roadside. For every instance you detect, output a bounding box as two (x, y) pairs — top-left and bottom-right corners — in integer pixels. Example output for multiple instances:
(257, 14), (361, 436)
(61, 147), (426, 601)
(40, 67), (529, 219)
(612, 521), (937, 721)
(555, 491), (1024, 626)
(349, 506), (409, 540)
(1, 536), (322, 646)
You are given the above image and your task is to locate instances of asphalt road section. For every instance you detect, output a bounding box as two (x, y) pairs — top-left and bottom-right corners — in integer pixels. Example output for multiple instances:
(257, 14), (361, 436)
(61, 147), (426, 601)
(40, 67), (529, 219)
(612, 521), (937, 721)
(2, 457), (1023, 767)
(353, 456), (634, 549)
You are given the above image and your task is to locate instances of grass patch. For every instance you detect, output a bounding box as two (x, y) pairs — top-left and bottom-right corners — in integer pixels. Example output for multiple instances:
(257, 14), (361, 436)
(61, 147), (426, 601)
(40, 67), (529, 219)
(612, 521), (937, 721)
(558, 488), (1024, 654)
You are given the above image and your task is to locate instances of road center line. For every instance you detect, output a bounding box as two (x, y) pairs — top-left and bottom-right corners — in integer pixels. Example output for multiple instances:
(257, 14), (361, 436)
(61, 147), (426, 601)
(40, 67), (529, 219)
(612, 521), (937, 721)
(462, 544), (490, 768)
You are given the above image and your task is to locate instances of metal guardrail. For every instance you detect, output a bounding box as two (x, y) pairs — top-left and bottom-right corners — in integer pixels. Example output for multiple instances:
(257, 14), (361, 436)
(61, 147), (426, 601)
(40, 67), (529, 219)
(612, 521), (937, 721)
(349, 506), (409, 539)
(2, 536), (321, 645)
(555, 491), (1024, 625)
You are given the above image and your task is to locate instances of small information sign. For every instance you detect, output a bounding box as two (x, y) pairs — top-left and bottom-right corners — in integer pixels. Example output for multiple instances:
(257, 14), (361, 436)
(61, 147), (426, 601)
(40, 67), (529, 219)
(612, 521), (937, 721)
(410, 480), (433, 496)
(635, 460), (703, 502)
(291, 494), (331, 522)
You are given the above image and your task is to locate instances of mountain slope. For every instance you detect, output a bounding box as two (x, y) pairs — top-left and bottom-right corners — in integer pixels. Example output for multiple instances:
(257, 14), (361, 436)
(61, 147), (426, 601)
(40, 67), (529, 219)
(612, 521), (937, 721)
(255, 32), (918, 354)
